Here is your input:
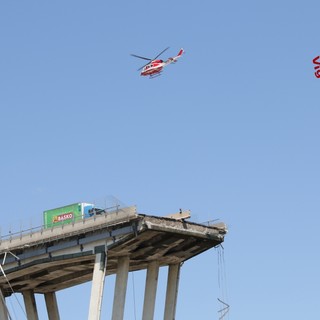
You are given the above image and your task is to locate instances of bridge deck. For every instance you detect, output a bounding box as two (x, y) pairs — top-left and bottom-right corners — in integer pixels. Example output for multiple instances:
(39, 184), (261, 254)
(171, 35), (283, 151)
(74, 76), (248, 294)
(0, 207), (227, 296)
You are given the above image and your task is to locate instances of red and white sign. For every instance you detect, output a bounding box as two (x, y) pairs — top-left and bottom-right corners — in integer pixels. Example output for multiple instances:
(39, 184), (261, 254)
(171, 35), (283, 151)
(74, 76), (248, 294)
(313, 56), (320, 78)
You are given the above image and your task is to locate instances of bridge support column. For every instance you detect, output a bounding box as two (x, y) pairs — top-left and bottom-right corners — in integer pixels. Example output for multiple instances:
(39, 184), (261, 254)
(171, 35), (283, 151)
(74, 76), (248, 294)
(88, 250), (107, 320)
(163, 263), (181, 320)
(0, 289), (9, 320)
(111, 256), (129, 320)
(22, 290), (39, 320)
(44, 292), (60, 320)
(142, 260), (159, 320)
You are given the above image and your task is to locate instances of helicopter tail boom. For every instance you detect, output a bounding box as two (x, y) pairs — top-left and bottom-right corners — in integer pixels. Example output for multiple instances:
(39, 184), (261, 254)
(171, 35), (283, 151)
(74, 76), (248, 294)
(165, 48), (184, 65)
(177, 48), (184, 57)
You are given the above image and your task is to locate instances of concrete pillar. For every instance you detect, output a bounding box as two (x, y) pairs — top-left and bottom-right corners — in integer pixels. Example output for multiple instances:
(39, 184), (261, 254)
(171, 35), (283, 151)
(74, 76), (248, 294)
(88, 251), (107, 320)
(142, 261), (159, 320)
(44, 292), (60, 320)
(111, 256), (129, 320)
(163, 264), (181, 320)
(22, 290), (39, 320)
(0, 289), (9, 320)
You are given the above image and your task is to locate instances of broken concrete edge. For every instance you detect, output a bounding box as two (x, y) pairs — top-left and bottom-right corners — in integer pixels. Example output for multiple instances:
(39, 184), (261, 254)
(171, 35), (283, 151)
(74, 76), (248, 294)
(143, 220), (225, 241)
(101, 214), (227, 253)
(138, 214), (227, 235)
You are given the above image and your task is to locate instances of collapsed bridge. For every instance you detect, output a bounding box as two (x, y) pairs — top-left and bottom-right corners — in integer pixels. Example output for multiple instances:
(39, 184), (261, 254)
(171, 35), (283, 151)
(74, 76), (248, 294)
(0, 206), (227, 320)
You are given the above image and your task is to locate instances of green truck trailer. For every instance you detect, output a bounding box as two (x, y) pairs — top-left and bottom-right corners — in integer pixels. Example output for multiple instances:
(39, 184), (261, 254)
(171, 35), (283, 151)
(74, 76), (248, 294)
(43, 202), (95, 228)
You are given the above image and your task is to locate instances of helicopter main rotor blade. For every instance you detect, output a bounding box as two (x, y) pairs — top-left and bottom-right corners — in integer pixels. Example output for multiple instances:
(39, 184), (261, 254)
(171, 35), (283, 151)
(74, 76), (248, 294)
(130, 53), (152, 61)
(154, 47), (170, 60)
(138, 61), (151, 71)
(131, 47), (170, 72)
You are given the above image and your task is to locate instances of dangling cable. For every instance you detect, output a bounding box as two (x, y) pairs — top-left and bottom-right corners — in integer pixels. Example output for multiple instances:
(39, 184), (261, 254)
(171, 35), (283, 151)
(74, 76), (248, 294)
(217, 244), (230, 319)
(0, 288), (13, 320)
(217, 298), (230, 320)
(8, 296), (18, 320)
(0, 264), (26, 318)
(0, 252), (27, 319)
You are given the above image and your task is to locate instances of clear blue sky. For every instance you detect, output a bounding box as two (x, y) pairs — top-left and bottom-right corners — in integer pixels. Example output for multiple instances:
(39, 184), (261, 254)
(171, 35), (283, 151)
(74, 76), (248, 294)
(1, 1), (319, 319)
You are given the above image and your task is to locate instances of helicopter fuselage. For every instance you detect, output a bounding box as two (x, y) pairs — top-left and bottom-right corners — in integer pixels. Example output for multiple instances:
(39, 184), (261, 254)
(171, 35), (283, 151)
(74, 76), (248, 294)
(131, 48), (184, 78)
(140, 60), (164, 76)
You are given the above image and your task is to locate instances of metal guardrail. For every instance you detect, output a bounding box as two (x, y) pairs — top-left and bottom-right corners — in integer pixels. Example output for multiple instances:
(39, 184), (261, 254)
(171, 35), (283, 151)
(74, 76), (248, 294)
(0, 205), (129, 244)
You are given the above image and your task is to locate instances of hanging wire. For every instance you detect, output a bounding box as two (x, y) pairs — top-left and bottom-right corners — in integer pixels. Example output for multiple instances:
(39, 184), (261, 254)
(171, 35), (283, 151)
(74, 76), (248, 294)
(0, 252), (27, 319)
(131, 272), (137, 320)
(8, 295), (17, 320)
(217, 244), (230, 319)
(217, 298), (230, 320)
(0, 289), (13, 320)
(0, 264), (27, 319)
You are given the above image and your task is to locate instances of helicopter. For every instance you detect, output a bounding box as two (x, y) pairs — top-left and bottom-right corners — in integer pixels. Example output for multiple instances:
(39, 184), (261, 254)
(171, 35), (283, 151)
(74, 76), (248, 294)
(131, 47), (184, 78)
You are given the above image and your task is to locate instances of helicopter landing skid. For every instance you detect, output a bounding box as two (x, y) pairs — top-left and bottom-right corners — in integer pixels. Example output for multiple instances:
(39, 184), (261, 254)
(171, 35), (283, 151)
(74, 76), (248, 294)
(149, 73), (162, 79)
